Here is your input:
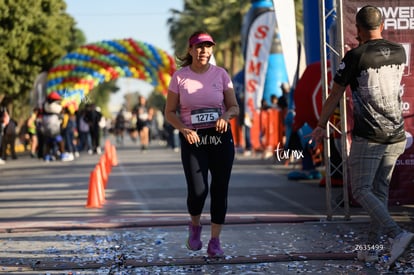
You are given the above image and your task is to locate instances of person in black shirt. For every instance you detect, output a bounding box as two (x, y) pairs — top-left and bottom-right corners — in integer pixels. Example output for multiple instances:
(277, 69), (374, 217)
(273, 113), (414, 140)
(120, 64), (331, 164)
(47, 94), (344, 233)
(132, 96), (151, 151)
(0, 107), (17, 161)
(310, 5), (413, 267)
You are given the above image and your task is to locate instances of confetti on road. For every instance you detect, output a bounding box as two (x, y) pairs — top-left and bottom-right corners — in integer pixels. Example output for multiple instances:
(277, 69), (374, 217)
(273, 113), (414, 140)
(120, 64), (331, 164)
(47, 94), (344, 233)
(0, 223), (413, 274)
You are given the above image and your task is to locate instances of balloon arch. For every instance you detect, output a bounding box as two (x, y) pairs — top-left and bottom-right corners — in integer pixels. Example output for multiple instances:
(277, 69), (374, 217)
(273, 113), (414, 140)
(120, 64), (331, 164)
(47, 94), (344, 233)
(46, 38), (176, 109)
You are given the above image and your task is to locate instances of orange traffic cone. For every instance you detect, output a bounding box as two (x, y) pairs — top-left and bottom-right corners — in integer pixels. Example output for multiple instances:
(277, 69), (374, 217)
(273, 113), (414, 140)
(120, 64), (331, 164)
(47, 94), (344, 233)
(105, 139), (111, 151)
(85, 170), (102, 208)
(103, 152), (112, 174)
(104, 142), (112, 166)
(99, 160), (108, 188)
(111, 144), (118, 166)
(105, 140), (112, 156)
(94, 166), (106, 204)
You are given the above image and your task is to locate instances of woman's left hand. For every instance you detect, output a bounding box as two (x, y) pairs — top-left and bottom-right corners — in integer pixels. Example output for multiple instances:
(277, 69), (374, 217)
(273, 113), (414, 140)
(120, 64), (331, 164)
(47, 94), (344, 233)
(215, 117), (228, 133)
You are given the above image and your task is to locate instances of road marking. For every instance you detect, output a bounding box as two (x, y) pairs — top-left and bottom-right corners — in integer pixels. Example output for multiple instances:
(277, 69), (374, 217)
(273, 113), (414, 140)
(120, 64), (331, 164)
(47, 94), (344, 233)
(265, 189), (321, 216)
(118, 162), (150, 212)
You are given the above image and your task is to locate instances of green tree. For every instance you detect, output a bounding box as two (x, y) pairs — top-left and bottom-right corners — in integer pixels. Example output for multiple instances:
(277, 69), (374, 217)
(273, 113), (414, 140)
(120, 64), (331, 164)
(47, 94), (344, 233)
(167, 0), (304, 76)
(167, 0), (250, 76)
(295, 0), (304, 42)
(123, 92), (140, 112)
(0, 0), (84, 120)
(147, 90), (166, 112)
(84, 80), (119, 118)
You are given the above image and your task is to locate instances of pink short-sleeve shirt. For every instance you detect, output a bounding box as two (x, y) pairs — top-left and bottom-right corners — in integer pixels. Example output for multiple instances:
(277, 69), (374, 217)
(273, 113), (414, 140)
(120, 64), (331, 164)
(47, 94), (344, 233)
(168, 65), (233, 129)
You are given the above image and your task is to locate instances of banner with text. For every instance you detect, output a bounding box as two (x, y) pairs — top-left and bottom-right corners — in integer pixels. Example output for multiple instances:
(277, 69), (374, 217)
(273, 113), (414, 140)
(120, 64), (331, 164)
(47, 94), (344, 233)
(244, 10), (275, 119)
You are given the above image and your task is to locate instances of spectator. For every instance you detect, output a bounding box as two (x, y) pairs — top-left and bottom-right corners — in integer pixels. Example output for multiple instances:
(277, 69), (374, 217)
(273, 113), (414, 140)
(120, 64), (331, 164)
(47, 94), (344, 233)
(77, 109), (92, 155)
(61, 107), (77, 159)
(84, 104), (102, 154)
(41, 92), (73, 162)
(0, 107), (17, 161)
(26, 108), (39, 158)
(310, 5), (413, 266)
(114, 108), (126, 146)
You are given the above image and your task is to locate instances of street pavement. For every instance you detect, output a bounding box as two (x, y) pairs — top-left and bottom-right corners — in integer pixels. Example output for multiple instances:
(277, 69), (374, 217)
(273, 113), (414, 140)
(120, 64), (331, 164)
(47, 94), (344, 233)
(0, 136), (413, 275)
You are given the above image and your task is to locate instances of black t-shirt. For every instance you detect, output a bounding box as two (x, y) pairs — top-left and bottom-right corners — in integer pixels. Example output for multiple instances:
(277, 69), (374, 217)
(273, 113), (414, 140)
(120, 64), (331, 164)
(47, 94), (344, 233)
(334, 39), (406, 144)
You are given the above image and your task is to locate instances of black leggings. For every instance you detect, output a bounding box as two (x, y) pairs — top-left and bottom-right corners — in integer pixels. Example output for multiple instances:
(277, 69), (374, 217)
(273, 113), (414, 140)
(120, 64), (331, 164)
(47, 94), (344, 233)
(180, 127), (235, 224)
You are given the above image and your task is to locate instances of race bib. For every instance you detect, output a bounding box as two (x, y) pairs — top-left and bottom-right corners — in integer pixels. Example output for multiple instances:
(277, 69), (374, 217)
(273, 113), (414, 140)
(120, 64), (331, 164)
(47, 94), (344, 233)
(190, 108), (220, 127)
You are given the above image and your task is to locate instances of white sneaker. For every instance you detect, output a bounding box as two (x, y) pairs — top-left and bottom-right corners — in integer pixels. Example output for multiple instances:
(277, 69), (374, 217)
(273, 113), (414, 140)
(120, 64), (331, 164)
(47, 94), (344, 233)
(61, 152), (74, 162)
(68, 153), (75, 160)
(388, 231), (414, 266)
(357, 250), (379, 263)
(263, 151), (273, 159)
(0, 158), (5, 165)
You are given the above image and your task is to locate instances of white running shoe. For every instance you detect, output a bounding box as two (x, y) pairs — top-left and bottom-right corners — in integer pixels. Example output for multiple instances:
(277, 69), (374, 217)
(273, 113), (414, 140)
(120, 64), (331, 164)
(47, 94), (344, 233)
(61, 152), (74, 162)
(388, 231), (414, 267)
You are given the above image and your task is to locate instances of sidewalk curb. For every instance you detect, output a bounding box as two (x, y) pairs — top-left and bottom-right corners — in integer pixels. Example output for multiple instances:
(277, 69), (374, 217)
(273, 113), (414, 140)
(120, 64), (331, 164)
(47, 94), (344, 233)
(0, 215), (322, 233)
(25, 252), (357, 271)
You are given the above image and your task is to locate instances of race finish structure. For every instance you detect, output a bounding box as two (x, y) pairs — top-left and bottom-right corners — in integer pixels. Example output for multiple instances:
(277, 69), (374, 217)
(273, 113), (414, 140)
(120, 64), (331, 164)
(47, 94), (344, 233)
(46, 38), (176, 109)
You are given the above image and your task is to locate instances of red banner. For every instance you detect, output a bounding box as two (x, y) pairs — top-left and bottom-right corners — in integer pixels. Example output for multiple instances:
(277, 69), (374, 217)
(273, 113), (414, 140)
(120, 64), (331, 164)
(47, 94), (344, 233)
(343, 0), (414, 204)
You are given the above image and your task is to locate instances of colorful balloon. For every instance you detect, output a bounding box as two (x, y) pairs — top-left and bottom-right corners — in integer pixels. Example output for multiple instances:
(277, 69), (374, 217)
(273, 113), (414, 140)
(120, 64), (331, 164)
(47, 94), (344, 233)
(46, 38), (176, 108)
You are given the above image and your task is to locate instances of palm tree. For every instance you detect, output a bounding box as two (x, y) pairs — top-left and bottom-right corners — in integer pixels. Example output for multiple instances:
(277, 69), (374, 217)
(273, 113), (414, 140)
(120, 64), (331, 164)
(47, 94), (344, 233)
(167, 0), (250, 76)
(294, 0), (304, 42)
(206, 0), (250, 74)
(167, 0), (303, 76)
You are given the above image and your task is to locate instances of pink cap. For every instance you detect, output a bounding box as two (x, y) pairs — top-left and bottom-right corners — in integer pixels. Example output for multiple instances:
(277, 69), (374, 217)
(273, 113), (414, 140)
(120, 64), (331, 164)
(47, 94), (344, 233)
(189, 33), (216, 46)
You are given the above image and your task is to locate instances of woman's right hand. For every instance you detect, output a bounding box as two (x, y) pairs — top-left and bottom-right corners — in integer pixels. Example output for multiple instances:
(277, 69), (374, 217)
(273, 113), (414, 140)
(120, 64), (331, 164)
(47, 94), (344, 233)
(180, 128), (200, 144)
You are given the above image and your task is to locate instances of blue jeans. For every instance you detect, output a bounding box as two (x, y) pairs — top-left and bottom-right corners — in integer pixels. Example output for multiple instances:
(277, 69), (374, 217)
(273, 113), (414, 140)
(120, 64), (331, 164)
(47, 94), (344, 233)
(350, 136), (406, 243)
(78, 131), (92, 152)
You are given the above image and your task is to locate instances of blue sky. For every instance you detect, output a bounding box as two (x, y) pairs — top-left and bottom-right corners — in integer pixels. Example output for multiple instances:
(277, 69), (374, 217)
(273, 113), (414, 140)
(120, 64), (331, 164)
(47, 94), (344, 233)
(65, 0), (183, 111)
(65, 0), (183, 54)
